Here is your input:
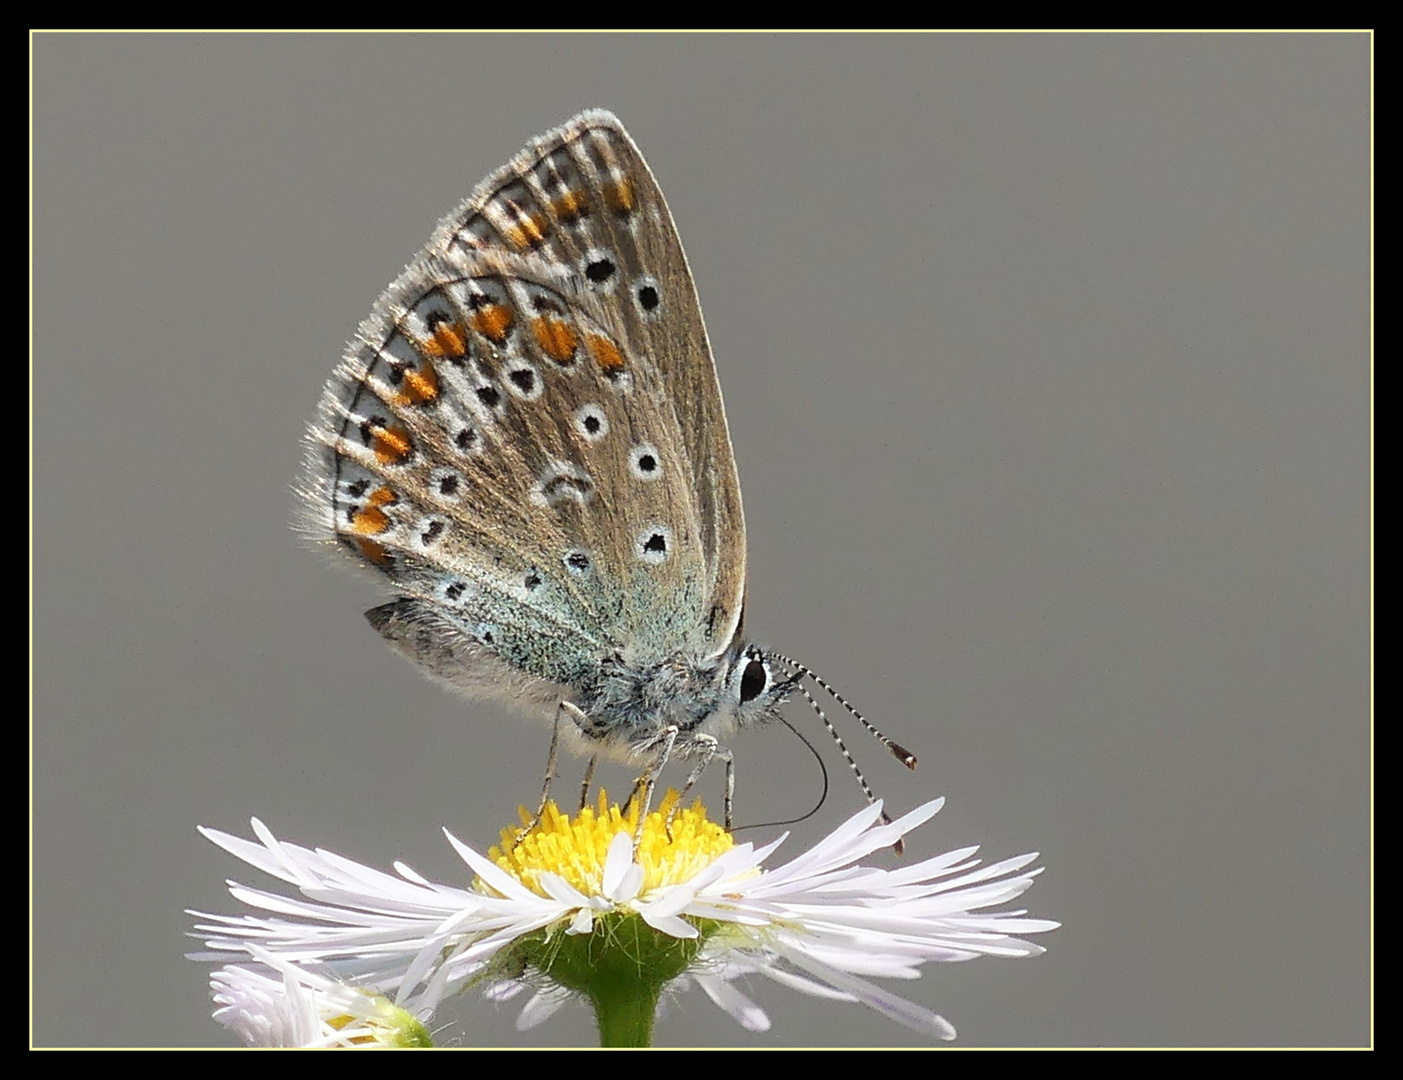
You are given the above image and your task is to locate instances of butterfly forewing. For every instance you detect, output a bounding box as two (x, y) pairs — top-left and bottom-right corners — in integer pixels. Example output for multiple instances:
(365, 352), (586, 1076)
(433, 111), (748, 658)
(304, 110), (747, 695)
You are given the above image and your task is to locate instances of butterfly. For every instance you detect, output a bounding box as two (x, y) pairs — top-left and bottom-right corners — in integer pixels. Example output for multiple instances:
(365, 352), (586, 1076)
(301, 110), (914, 833)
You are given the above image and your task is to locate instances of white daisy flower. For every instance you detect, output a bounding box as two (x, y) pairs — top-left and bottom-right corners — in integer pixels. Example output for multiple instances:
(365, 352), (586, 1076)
(192, 793), (1057, 1045)
(209, 948), (432, 1047)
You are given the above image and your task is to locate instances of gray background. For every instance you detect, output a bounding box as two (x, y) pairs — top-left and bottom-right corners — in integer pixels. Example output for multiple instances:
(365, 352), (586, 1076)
(32, 34), (1370, 1048)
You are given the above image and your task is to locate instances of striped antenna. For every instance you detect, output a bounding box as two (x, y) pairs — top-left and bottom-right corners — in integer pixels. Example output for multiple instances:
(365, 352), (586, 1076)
(772, 652), (918, 769)
(771, 653), (919, 855)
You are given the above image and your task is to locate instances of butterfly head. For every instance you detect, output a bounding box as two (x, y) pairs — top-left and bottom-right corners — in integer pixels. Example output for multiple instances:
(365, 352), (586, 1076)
(724, 644), (801, 730)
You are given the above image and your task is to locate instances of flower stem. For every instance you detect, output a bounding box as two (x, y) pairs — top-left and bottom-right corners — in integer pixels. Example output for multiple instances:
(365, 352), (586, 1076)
(589, 978), (660, 1047)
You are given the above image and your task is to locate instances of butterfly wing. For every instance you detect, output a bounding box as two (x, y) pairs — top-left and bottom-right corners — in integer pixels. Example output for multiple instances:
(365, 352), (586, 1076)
(302, 111), (747, 699)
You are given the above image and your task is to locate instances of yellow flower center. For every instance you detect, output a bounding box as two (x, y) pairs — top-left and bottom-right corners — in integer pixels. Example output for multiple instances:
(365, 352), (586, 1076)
(326, 994), (432, 1047)
(488, 790), (733, 899)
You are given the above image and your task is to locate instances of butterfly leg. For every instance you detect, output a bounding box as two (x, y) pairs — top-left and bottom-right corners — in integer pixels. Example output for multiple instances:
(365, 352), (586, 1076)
(668, 735), (736, 834)
(722, 746), (735, 831)
(517, 701), (591, 846)
(628, 726), (679, 848)
(578, 753), (598, 812)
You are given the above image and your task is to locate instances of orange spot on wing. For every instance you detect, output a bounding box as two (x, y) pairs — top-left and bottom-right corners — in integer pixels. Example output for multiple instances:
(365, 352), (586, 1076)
(531, 315), (579, 364)
(469, 303), (514, 344)
(397, 363), (439, 406)
(423, 321), (468, 359)
(503, 210), (550, 251)
(603, 177), (636, 215)
(371, 423), (414, 465)
(350, 487), (397, 536)
(586, 333), (626, 375)
(551, 190), (590, 222)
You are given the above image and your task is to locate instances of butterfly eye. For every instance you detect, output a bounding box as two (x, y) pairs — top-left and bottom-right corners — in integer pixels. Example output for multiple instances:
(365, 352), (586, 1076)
(738, 658), (768, 704)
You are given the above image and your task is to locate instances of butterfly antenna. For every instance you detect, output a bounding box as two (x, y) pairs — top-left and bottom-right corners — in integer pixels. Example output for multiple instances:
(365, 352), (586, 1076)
(787, 674), (878, 806)
(772, 652), (918, 770)
(773, 653), (917, 855)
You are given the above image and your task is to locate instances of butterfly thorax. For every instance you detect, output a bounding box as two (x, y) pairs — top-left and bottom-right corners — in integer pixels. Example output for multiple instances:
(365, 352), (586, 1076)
(572, 646), (730, 746)
(578, 637), (795, 756)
